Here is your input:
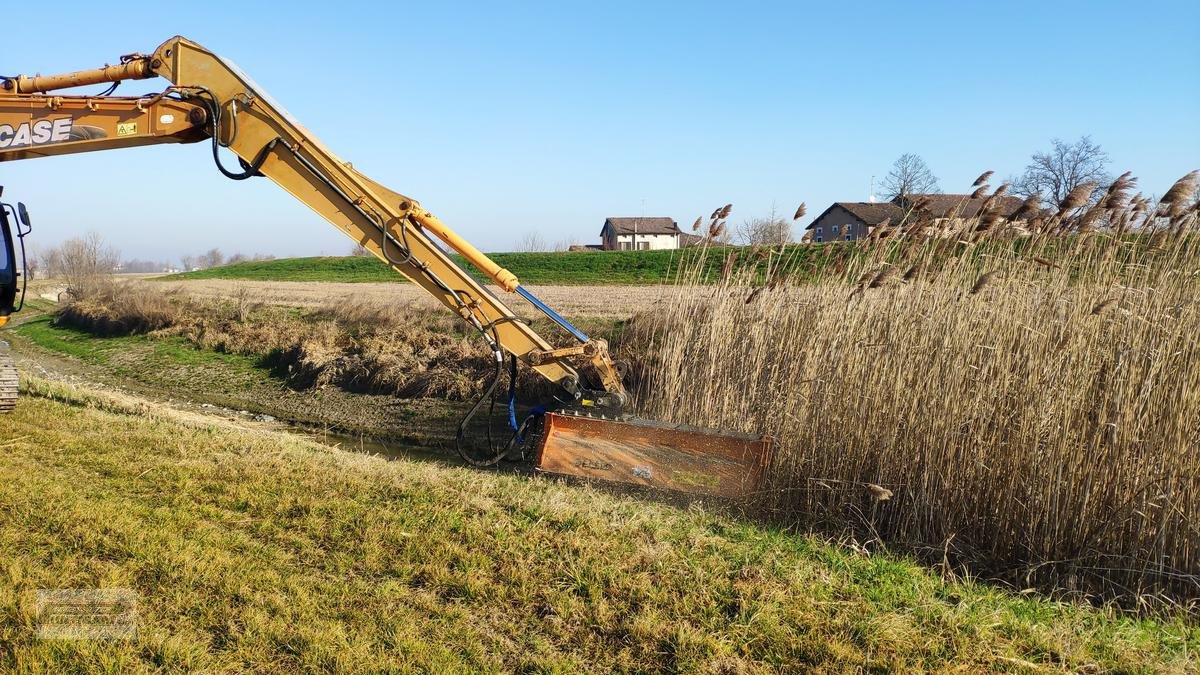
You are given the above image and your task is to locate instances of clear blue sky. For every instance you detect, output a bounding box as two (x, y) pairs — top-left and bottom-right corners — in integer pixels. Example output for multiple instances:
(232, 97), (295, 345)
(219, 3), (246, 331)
(3, 1), (1197, 261)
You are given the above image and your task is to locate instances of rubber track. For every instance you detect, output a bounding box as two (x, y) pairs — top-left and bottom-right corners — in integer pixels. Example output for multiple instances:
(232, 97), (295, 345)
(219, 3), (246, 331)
(0, 342), (16, 414)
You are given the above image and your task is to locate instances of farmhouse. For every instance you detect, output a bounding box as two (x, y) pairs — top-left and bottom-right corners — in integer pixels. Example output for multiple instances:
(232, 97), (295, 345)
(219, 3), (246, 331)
(806, 194), (1027, 241)
(599, 217), (702, 251)
(807, 202), (902, 242)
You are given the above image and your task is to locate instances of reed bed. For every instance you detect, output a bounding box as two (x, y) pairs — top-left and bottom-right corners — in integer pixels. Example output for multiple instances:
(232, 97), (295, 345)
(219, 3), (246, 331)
(624, 171), (1200, 603)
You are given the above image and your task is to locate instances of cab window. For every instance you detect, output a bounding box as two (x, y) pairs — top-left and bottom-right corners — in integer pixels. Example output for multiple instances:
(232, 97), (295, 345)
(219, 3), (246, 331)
(0, 230), (11, 285)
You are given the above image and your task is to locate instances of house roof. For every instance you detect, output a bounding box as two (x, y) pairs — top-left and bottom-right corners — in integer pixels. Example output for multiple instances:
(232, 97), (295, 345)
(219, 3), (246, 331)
(892, 194), (1025, 218)
(807, 202), (902, 229)
(807, 194), (1028, 230)
(602, 217), (679, 236)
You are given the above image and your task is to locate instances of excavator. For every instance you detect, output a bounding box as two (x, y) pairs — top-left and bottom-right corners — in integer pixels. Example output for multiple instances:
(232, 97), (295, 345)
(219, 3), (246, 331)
(0, 36), (772, 497)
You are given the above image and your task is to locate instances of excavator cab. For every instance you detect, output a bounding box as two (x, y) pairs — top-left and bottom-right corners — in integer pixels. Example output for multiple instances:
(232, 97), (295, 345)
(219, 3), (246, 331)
(0, 187), (31, 318)
(0, 187), (26, 413)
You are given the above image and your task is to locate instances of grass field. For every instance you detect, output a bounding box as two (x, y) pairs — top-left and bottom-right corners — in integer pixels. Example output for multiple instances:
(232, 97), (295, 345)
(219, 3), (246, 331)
(159, 247), (835, 286)
(150, 278), (683, 318)
(155, 238), (1167, 287)
(161, 251), (693, 285)
(1, 378), (1195, 672)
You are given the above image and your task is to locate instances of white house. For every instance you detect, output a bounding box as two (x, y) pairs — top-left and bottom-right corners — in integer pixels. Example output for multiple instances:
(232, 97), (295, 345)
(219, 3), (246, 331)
(599, 217), (700, 251)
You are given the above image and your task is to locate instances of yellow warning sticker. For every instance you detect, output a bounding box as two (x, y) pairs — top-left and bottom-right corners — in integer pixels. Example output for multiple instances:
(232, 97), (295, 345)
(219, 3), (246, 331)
(116, 122), (137, 137)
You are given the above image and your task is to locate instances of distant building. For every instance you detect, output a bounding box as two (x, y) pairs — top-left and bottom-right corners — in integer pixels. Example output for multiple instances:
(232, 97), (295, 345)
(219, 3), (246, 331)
(807, 202), (901, 242)
(806, 194), (1026, 242)
(600, 217), (693, 251)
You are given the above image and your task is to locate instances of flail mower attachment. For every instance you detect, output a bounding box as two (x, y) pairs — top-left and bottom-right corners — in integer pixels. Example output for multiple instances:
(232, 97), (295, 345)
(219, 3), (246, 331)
(487, 287), (773, 498)
(534, 411), (774, 498)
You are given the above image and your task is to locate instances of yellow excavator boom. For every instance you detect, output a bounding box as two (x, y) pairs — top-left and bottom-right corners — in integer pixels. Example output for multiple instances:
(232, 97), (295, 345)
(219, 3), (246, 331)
(0, 36), (773, 496)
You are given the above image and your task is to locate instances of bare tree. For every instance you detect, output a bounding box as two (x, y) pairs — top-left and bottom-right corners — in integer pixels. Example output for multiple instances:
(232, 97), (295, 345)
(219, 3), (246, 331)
(23, 244), (40, 281)
(880, 154), (941, 200)
(198, 248), (225, 269)
(554, 236), (582, 252)
(47, 232), (120, 298)
(1014, 136), (1111, 206)
(349, 243), (372, 257)
(120, 258), (173, 274)
(39, 247), (62, 278)
(180, 254), (196, 271)
(736, 204), (792, 246)
(514, 231), (548, 252)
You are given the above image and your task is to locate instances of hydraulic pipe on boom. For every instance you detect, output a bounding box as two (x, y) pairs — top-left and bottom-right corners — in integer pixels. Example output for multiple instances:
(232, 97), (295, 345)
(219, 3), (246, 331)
(0, 36), (773, 497)
(1, 58), (155, 94)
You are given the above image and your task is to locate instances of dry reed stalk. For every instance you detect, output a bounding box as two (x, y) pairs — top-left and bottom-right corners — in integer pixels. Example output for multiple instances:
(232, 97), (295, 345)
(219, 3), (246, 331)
(868, 266), (898, 289)
(1012, 194), (1042, 222)
(720, 252), (736, 282)
(1058, 182), (1097, 216)
(1090, 298), (1118, 315)
(969, 270), (997, 295)
(619, 180), (1200, 601)
(1161, 170), (1199, 213)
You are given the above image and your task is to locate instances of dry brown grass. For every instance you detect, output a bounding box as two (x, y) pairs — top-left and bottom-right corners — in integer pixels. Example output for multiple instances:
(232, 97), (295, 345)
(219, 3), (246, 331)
(151, 279), (681, 319)
(621, 171), (1200, 603)
(54, 289), (501, 401)
(55, 283), (185, 335)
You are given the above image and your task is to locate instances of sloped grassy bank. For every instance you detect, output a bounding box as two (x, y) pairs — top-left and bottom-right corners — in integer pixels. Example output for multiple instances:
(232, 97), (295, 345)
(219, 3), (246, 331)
(1, 377), (1195, 672)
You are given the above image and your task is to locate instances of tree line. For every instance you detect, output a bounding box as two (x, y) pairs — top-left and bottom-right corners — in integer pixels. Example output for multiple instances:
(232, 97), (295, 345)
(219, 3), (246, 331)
(30, 234), (274, 284)
(879, 136), (1112, 205)
(510, 135), (1121, 250)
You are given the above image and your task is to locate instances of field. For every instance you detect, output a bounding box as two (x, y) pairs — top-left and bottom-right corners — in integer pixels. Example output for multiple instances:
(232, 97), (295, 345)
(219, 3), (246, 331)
(151, 278), (681, 318)
(1, 377), (1195, 672)
(158, 245), (886, 286)
(160, 250), (704, 285)
(5, 170), (1199, 669)
(155, 239), (1165, 288)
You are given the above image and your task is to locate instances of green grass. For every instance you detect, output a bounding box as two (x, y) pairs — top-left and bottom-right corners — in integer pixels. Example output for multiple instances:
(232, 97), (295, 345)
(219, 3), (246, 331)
(0, 379), (1195, 672)
(14, 316), (255, 372)
(158, 234), (1180, 287)
(159, 251), (697, 285)
(159, 247), (828, 285)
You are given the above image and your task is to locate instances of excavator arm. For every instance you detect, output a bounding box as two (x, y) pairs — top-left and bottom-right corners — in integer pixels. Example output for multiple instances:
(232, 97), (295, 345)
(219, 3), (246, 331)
(0, 36), (773, 497)
(0, 36), (622, 403)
